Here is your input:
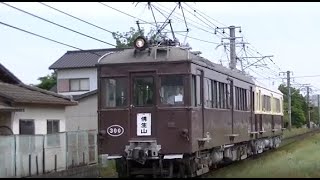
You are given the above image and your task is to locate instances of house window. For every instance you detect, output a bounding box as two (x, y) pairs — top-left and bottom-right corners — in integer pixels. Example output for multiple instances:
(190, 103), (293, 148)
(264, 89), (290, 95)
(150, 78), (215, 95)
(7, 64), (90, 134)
(47, 120), (60, 146)
(19, 119), (35, 135)
(70, 78), (89, 91)
(47, 120), (60, 134)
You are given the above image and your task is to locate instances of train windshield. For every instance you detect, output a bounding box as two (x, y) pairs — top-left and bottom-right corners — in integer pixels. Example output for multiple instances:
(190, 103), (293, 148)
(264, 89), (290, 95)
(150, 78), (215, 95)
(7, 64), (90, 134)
(103, 78), (127, 107)
(160, 75), (184, 105)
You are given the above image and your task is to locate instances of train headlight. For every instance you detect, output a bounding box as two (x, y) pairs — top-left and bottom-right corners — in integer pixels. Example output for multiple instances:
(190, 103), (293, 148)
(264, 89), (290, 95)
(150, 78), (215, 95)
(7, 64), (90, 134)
(134, 36), (148, 51)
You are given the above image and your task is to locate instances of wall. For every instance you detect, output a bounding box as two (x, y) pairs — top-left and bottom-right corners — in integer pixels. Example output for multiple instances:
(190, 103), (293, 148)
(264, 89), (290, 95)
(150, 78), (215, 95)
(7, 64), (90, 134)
(12, 105), (66, 134)
(0, 111), (12, 128)
(65, 94), (97, 131)
(57, 68), (97, 96)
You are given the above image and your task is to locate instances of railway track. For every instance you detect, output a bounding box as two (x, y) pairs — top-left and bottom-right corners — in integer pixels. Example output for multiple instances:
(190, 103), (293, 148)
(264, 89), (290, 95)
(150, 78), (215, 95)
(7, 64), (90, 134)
(201, 128), (320, 178)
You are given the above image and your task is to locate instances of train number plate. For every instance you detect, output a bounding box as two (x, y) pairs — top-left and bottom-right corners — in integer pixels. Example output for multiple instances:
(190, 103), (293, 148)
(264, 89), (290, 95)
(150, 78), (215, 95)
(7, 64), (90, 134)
(137, 113), (151, 136)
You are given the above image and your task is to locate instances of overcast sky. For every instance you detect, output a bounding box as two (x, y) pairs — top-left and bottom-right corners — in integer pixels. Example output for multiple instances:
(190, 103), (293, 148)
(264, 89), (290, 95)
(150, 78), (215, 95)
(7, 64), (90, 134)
(1, 2), (320, 95)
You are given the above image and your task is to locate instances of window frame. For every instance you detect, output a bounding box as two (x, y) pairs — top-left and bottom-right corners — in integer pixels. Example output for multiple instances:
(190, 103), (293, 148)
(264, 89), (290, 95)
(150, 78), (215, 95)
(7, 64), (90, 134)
(101, 77), (128, 108)
(69, 78), (90, 92)
(47, 119), (60, 134)
(19, 119), (35, 135)
(159, 74), (186, 107)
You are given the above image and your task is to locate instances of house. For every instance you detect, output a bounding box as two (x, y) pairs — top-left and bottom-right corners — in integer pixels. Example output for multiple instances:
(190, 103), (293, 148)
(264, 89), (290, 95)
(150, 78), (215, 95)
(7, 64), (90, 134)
(49, 48), (126, 131)
(0, 63), (77, 135)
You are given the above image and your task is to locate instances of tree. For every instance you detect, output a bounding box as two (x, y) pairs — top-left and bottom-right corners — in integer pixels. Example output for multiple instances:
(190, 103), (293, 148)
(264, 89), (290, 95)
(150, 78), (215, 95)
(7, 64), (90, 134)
(36, 71), (57, 91)
(278, 84), (308, 128)
(112, 27), (163, 48)
(112, 27), (144, 48)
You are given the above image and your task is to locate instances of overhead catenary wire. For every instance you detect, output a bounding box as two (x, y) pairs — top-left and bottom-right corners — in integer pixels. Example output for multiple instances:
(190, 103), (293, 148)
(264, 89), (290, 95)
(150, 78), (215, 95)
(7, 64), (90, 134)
(152, 2), (217, 35)
(38, 2), (115, 34)
(0, 20), (101, 57)
(98, 2), (220, 44)
(1, 2), (116, 47)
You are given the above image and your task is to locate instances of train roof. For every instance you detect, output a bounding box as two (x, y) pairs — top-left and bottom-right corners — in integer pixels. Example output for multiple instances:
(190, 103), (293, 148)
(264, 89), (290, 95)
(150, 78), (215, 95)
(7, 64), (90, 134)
(97, 46), (255, 84)
(254, 80), (283, 96)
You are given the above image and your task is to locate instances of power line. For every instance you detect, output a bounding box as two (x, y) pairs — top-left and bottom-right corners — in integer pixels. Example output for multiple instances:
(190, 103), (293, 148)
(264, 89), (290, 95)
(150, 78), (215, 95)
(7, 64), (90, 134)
(1, 2), (116, 47)
(185, 2), (227, 28)
(98, 2), (220, 44)
(38, 2), (115, 34)
(179, 2), (228, 38)
(153, 2), (216, 35)
(0, 20), (101, 57)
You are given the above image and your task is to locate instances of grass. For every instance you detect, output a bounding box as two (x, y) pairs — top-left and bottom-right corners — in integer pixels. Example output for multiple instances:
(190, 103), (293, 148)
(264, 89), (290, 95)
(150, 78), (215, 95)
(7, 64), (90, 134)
(282, 127), (310, 139)
(206, 132), (320, 178)
(99, 160), (117, 178)
(99, 128), (314, 178)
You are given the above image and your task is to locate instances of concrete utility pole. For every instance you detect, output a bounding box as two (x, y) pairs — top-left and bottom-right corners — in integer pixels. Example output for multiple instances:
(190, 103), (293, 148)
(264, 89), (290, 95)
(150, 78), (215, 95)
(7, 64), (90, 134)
(306, 86), (311, 128)
(318, 94), (320, 127)
(215, 25), (241, 70)
(229, 26), (236, 70)
(280, 71), (292, 131)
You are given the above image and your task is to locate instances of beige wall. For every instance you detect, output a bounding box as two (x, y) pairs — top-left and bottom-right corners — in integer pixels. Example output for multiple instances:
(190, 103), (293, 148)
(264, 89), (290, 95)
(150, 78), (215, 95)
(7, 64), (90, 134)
(65, 94), (97, 131)
(12, 105), (66, 134)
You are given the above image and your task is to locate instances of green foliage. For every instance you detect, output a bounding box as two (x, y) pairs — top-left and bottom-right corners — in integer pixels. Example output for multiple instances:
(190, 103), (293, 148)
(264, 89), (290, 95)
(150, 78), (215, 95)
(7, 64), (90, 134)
(36, 71), (56, 91)
(112, 27), (161, 48)
(112, 27), (144, 48)
(278, 84), (308, 128)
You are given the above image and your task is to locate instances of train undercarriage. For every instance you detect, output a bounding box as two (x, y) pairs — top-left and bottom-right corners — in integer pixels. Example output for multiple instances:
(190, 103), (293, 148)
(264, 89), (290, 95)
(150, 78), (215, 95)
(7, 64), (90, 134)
(114, 136), (282, 178)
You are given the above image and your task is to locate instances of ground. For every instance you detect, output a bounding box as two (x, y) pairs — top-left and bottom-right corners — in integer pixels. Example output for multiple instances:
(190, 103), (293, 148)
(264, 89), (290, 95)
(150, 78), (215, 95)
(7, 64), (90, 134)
(99, 128), (315, 178)
(205, 132), (320, 178)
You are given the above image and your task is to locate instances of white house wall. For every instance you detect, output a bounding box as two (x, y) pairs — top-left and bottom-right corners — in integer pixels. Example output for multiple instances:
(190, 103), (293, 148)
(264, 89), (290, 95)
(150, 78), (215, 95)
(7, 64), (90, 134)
(57, 68), (97, 96)
(12, 106), (66, 134)
(65, 94), (97, 131)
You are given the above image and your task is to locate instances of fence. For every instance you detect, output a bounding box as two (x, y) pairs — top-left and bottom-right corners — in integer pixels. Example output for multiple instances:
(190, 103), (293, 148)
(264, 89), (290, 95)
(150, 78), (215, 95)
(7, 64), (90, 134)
(0, 130), (98, 178)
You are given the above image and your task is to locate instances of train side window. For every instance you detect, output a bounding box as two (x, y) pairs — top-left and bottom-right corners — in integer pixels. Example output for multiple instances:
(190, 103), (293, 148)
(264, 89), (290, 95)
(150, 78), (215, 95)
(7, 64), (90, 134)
(204, 78), (212, 108)
(103, 78), (127, 107)
(160, 75), (184, 105)
(212, 81), (217, 108)
(196, 75), (201, 106)
(191, 75), (196, 106)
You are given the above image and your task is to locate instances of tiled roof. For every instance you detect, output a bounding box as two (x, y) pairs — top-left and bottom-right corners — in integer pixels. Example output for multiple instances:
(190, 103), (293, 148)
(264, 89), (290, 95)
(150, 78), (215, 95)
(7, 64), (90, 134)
(0, 63), (22, 84)
(72, 90), (97, 101)
(49, 48), (128, 69)
(0, 82), (77, 106)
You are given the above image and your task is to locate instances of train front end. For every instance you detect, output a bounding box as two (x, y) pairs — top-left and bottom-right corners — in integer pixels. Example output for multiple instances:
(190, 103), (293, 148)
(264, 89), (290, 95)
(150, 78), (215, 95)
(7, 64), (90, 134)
(97, 37), (192, 177)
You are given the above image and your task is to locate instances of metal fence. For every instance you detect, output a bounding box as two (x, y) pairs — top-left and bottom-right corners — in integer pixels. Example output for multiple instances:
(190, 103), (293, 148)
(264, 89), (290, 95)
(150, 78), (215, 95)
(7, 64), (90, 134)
(0, 130), (98, 178)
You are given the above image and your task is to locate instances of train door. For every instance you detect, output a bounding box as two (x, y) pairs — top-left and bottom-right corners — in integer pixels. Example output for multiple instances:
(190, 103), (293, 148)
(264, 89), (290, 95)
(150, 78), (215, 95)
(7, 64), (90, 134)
(129, 72), (157, 139)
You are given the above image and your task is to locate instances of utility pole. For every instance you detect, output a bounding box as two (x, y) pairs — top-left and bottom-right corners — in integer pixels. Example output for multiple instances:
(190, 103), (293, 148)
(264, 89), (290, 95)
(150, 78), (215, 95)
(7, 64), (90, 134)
(318, 94), (320, 127)
(306, 86), (311, 128)
(229, 26), (236, 70)
(287, 71), (292, 131)
(215, 26), (242, 70)
(280, 71), (292, 131)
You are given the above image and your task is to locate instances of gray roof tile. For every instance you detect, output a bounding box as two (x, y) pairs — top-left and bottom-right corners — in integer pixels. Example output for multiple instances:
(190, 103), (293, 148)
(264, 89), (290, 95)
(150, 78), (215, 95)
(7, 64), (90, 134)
(49, 48), (127, 69)
(0, 82), (77, 105)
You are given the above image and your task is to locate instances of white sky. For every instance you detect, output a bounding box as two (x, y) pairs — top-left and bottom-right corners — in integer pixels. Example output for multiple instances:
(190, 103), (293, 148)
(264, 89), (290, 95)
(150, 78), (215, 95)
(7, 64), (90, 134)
(1, 2), (320, 95)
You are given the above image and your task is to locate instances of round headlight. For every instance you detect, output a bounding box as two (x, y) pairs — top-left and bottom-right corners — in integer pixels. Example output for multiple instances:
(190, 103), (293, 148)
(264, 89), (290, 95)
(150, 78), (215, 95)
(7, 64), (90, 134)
(135, 38), (145, 48)
(134, 36), (148, 51)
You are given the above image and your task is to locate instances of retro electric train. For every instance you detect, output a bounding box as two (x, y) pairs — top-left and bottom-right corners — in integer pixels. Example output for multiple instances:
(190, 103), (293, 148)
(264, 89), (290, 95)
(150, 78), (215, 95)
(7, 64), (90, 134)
(97, 36), (284, 178)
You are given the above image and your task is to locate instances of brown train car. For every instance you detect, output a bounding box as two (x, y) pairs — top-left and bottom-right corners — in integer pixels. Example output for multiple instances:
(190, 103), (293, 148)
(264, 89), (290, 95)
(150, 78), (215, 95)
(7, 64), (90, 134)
(97, 39), (283, 177)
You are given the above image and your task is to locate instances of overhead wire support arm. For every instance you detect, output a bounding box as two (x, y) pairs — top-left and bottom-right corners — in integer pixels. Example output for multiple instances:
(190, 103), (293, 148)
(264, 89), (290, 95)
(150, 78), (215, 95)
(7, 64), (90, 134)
(242, 55), (274, 70)
(168, 19), (176, 41)
(148, 2), (159, 30)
